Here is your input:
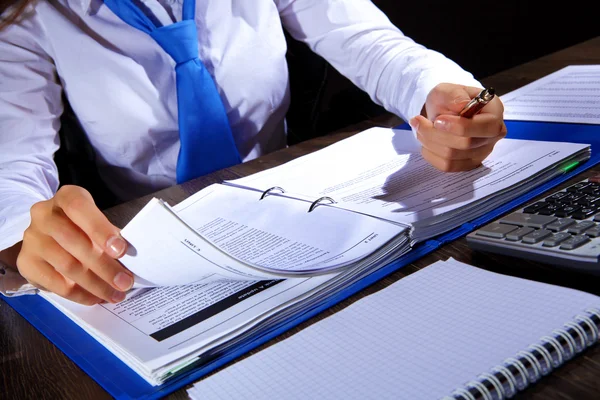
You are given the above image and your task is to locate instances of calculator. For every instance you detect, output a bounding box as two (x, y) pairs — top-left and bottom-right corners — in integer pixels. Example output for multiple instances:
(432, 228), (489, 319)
(466, 174), (600, 274)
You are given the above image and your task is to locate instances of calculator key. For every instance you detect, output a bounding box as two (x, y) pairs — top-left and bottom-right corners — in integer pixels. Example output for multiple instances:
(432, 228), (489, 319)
(567, 183), (591, 192)
(522, 202), (548, 213)
(538, 203), (563, 215)
(574, 195), (600, 206)
(475, 223), (518, 239)
(505, 227), (535, 241)
(559, 235), (591, 250)
(545, 192), (569, 202)
(584, 226), (600, 237)
(543, 232), (572, 247)
(560, 194), (585, 204)
(522, 229), (553, 244)
(546, 218), (576, 232)
(554, 205), (581, 217)
(581, 186), (600, 195)
(568, 221), (596, 235)
(571, 208), (598, 220)
(498, 213), (557, 228)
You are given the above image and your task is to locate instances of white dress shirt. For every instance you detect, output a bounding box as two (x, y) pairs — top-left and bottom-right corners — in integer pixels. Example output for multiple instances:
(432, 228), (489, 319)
(0, 0), (481, 254)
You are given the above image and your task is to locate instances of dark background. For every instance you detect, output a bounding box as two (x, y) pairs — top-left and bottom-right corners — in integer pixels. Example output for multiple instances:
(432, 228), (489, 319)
(285, 0), (598, 144)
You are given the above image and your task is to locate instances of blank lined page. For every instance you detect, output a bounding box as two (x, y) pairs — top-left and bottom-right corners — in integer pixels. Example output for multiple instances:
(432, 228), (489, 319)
(188, 258), (600, 400)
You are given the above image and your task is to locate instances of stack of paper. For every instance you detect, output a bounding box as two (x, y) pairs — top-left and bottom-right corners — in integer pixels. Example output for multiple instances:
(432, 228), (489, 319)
(40, 127), (591, 385)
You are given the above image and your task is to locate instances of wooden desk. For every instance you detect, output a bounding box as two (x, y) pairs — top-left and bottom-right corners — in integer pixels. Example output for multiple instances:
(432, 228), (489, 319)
(2, 36), (600, 400)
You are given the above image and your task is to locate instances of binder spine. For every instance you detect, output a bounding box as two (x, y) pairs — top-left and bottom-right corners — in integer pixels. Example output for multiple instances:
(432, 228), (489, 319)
(446, 307), (600, 400)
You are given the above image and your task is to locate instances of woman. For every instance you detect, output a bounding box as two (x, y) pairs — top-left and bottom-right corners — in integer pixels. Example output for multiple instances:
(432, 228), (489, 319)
(0, 0), (506, 304)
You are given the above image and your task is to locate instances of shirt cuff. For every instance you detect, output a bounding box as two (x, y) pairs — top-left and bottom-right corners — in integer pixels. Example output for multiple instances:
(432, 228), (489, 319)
(0, 207), (32, 252)
(0, 264), (38, 297)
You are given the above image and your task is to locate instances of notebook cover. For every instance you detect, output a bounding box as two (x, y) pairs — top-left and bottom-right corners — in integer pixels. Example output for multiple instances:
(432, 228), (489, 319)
(3, 120), (600, 400)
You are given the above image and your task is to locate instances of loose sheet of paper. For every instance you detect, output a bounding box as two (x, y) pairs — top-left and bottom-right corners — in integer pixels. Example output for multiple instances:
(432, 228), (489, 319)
(187, 258), (600, 400)
(501, 65), (600, 124)
(120, 183), (406, 286)
(228, 127), (589, 226)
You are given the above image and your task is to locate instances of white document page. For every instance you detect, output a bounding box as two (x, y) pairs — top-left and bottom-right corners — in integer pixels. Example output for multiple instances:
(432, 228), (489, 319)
(187, 258), (600, 400)
(41, 271), (338, 385)
(121, 183), (406, 286)
(229, 127), (589, 225)
(501, 65), (600, 124)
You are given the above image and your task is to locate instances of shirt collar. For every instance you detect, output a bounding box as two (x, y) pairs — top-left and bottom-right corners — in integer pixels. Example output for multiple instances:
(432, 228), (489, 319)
(80, 0), (94, 15)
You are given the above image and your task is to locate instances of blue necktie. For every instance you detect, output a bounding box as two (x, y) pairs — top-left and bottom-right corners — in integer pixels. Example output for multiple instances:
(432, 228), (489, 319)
(103, 0), (241, 183)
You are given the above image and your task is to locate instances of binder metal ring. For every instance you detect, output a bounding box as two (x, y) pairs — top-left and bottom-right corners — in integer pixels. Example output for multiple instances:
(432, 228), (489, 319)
(308, 196), (337, 213)
(259, 186), (285, 200)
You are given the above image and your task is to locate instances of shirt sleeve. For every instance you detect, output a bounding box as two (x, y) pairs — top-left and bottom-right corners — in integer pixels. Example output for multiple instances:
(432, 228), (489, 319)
(0, 264), (38, 297)
(0, 6), (63, 252)
(275, 0), (482, 123)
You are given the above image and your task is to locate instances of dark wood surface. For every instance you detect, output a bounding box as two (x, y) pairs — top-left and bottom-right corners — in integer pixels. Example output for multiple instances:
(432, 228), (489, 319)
(2, 36), (600, 400)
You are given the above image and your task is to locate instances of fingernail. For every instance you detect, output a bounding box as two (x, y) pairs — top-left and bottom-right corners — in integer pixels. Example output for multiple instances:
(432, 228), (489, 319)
(409, 118), (419, 129)
(106, 236), (127, 258)
(111, 290), (127, 303)
(434, 119), (450, 131)
(114, 272), (133, 291)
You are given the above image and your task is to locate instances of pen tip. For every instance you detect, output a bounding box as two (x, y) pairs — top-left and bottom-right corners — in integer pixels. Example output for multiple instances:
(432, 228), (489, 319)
(487, 87), (496, 96)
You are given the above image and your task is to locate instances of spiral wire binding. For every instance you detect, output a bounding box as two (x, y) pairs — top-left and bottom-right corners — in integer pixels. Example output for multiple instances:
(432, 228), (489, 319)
(446, 307), (600, 400)
(490, 365), (516, 398)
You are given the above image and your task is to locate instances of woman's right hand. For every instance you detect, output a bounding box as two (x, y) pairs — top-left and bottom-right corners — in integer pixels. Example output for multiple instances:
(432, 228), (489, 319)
(16, 185), (134, 305)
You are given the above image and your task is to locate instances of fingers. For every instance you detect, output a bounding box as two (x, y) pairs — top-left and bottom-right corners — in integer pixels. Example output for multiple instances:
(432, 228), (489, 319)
(18, 185), (134, 306)
(17, 252), (102, 306)
(424, 83), (472, 117)
(54, 185), (127, 258)
(411, 113), (505, 172)
(417, 127), (493, 152)
(36, 235), (128, 303)
(417, 132), (495, 162)
(425, 84), (505, 119)
(39, 207), (133, 293)
(432, 112), (507, 138)
(421, 147), (484, 173)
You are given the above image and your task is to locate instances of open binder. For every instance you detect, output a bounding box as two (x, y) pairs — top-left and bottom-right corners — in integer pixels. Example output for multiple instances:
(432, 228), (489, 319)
(4, 120), (600, 399)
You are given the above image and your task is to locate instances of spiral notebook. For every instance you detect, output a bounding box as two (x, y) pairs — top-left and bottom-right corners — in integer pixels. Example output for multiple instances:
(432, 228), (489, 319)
(187, 258), (600, 400)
